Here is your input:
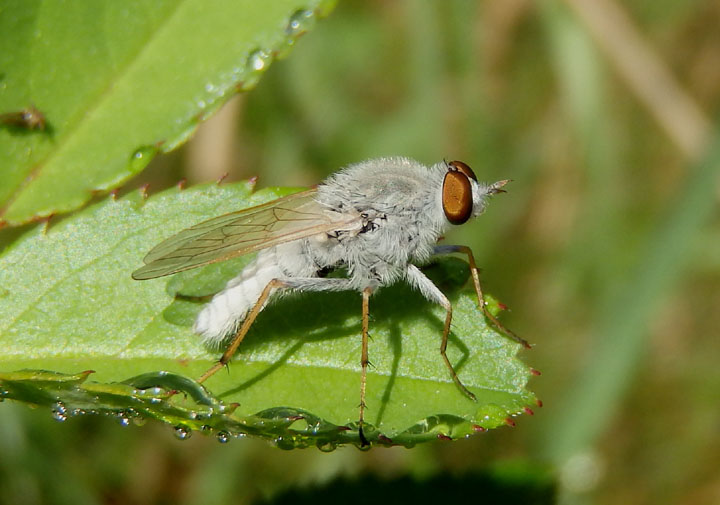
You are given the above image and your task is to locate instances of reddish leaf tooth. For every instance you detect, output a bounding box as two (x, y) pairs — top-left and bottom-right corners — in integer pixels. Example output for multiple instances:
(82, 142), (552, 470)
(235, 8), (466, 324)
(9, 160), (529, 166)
(139, 183), (150, 199)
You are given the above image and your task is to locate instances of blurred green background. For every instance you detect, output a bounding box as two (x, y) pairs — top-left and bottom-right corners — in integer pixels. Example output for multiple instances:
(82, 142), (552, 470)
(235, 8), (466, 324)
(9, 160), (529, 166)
(1, 0), (719, 504)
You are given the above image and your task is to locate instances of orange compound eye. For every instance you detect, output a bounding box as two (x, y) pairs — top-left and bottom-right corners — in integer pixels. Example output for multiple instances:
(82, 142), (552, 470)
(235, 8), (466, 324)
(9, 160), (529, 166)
(448, 160), (477, 181)
(442, 170), (473, 225)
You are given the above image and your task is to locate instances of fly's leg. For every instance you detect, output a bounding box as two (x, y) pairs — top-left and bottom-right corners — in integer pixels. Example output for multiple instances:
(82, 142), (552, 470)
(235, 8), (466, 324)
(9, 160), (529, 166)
(197, 277), (353, 384)
(358, 286), (373, 446)
(405, 265), (477, 402)
(433, 245), (530, 348)
(197, 279), (284, 384)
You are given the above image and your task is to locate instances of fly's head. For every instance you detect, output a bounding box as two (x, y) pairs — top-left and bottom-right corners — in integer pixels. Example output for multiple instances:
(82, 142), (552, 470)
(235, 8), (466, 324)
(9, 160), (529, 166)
(441, 160), (508, 225)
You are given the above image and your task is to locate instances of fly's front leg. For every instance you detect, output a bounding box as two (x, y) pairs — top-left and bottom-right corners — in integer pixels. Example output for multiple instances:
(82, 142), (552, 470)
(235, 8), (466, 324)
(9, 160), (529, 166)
(405, 264), (477, 402)
(433, 245), (530, 348)
(197, 277), (353, 384)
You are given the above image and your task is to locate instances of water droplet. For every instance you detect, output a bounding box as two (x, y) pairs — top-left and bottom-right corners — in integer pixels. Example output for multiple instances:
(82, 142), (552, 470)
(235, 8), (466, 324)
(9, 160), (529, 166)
(273, 436), (295, 450)
(316, 441), (336, 452)
(238, 49), (273, 91)
(174, 425), (192, 440)
(129, 146), (156, 173)
(286, 9), (316, 37)
(204, 83), (216, 93)
(249, 49), (270, 71)
(117, 414), (131, 427)
(51, 402), (68, 422)
(216, 431), (230, 444)
(275, 9), (318, 59)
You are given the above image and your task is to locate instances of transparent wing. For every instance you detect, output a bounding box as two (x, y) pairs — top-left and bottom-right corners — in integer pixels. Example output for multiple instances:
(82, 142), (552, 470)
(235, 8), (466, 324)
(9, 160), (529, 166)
(132, 189), (359, 280)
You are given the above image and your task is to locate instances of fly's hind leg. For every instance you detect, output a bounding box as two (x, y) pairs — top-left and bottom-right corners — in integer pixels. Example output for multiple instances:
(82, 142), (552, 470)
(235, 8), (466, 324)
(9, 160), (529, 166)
(197, 277), (353, 384)
(405, 265), (477, 402)
(433, 245), (530, 348)
(197, 278), (283, 384)
(358, 286), (373, 446)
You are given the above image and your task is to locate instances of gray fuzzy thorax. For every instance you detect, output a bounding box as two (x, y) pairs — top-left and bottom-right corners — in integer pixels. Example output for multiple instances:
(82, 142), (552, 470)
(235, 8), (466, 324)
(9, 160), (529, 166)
(312, 157), (449, 289)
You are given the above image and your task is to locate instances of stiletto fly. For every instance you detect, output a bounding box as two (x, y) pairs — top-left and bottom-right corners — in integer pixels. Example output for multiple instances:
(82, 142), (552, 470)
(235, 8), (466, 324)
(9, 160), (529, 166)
(132, 157), (528, 445)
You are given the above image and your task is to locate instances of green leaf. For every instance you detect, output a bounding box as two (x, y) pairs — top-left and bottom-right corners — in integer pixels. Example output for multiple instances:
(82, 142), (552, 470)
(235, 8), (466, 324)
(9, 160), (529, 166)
(0, 181), (537, 447)
(0, 0), (335, 225)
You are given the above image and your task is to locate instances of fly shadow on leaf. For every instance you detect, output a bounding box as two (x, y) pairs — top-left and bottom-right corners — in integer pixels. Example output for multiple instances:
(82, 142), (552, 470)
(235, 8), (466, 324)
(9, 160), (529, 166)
(161, 256), (479, 402)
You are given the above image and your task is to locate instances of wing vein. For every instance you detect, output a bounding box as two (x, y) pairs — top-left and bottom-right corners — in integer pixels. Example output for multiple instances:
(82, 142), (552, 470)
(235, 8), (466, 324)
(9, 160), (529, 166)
(132, 189), (360, 280)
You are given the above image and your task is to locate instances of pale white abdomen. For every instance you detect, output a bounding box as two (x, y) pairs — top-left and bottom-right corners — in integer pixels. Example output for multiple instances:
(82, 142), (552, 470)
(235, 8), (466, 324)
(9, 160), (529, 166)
(193, 241), (316, 347)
